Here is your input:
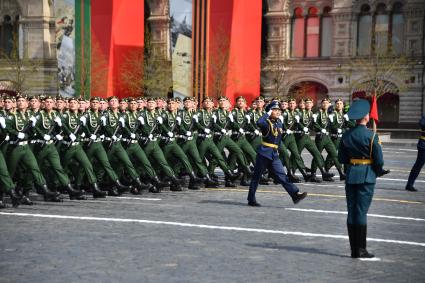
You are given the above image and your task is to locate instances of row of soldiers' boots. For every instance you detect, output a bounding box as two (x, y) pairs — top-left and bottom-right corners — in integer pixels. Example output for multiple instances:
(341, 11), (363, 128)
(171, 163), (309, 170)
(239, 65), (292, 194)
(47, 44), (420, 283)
(0, 188), (22, 208)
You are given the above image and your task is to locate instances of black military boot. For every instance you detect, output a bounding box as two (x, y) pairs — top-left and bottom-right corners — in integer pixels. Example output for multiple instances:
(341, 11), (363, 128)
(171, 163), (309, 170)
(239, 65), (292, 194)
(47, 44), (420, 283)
(224, 171), (240, 182)
(115, 180), (131, 192)
(291, 191), (307, 204)
(8, 187), (22, 208)
(240, 173), (251, 186)
(151, 176), (170, 189)
(108, 186), (121, 196)
(188, 181), (200, 190)
(170, 183), (183, 191)
(337, 167), (346, 181)
(133, 177), (154, 193)
(204, 174), (219, 188)
(21, 189), (34, 205)
(0, 192), (6, 209)
(92, 183), (107, 198)
(287, 171), (301, 183)
(347, 223), (356, 257)
(189, 172), (204, 184)
(308, 173), (322, 183)
(36, 184), (60, 197)
(358, 225), (374, 258)
(66, 184), (87, 200)
(299, 168), (312, 182)
(319, 168), (334, 182)
(170, 175), (185, 185)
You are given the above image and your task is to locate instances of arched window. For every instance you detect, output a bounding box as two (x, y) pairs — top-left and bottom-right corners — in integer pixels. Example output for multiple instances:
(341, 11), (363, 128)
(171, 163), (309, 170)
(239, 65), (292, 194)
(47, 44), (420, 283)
(357, 4), (372, 55)
(0, 14), (19, 57)
(391, 2), (404, 54)
(374, 3), (389, 51)
(321, 6), (332, 57)
(291, 7), (305, 58)
(306, 7), (319, 57)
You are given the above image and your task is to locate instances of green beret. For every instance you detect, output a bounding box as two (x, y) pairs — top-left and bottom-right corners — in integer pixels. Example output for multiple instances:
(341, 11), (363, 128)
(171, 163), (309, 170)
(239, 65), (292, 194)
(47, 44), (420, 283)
(146, 97), (155, 102)
(16, 93), (27, 100)
(107, 96), (119, 102)
(321, 97), (331, 103)
(305, 97), (313, 102)
(335, 98), (343, 103)
(90, 97), (100, 102)
(202, 96), (213, 103)
(235, 96), (246, 102)
(183, 96), (192, 102)
(218, 96), (228, 101)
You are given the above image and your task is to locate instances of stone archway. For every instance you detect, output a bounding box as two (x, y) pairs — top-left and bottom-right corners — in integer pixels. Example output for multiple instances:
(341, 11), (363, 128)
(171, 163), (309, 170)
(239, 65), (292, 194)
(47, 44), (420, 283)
(287, 81), (328, 107)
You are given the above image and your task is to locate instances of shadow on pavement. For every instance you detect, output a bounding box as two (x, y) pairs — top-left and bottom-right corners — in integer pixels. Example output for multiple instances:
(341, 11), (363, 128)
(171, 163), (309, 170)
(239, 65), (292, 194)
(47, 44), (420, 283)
(246, 242), (349, 258)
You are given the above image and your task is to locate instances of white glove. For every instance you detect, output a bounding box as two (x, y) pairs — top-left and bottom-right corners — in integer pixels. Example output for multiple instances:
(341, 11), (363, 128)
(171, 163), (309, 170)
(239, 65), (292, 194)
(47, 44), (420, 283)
(54, 116), (62, 126)
(329, 114), (334, 123)
(176, 116), (182, 125)
(79, 116), (87, 126)
(69, 133), (76, 141)
(17, 132), (25, 139)
(221, 129), (227, 134)
(112, 135), (117, 141)
(212, 115), (217, 123)
(344, 114), (349, 121)
(204, 128), (211, 134)
(100, 116), (107, 126)
(228, 113), (234, 122)
(312, 114), (318, 122)
(148, 134), (154, 140)
(90, 134), (97, 140)
(30, 116), (37, 127)
(44, 134), (51, 141)
(4, 135), (9, 141)
(0, 117), (5, 129)
(337, 129), (342, 134)
(156, 116), (163, 124)
(295, 115), (300, 123)
(239, 128), (245, 134)
(167, 132), (174, 138)
(81, 132), (86, 138)
(130, 133), (136, 139)
(303, 127), (309, 133)
(192, 114), (199, 123)
(321, 129), (327, 134)
(254, 129), (260, 135)
(286, 129), (292, 135)
(99, 134), (105, 140)
(138, 116), (145, 125)
(55, 134), (63, 141)
(186, 131), (192, 137)
(267, 110), (273, 116)
(245, 115), (251, 123)
(279, 116), (284, 123)
(119, 117), (125, 127)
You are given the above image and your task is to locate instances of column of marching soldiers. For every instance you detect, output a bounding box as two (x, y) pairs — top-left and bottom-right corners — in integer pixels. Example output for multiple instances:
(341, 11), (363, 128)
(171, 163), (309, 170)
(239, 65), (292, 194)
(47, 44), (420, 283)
(0, 93), (355, 208)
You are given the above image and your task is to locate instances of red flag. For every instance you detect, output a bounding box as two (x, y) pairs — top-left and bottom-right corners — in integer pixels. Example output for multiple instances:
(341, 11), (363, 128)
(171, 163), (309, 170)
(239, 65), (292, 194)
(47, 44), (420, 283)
(370, 95), (379, 122)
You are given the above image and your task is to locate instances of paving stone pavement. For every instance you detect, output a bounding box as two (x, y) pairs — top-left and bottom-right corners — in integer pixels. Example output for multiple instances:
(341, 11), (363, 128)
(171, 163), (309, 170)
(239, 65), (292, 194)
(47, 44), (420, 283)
(0, 145), (424, 283)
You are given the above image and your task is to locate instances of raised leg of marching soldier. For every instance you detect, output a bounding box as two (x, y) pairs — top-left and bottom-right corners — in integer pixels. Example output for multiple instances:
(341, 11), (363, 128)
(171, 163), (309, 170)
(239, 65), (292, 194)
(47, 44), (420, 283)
(0, 150), (20, 208)
(324, 137), (342, 174)
(295, 134), (328, 183)
(179, 139), (218, 189)
(35, 143), (87, 200)
(107, 142), (151, 194)
(62, 144), (106, 198)
(283, 135), (311, 182)
(227, 137), (256, 186)
(278, 143), (291, 176)
(126, 142), (168, 193)
(8, 144), (60, 203)
(311, 136), (343, 181)
(84, 142), (129, 196)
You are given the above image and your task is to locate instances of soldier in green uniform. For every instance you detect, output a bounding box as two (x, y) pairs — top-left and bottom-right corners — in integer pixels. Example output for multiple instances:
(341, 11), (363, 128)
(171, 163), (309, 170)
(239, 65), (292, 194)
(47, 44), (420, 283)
(5, 95), (61, 203)
(338, 99), (384, 258)
(101, 96), (150, 194)
(281, 97), (311, 182)
(81, 97), (129, 196)
(139, 97), (184, 190)
(246, 96), (265, 151)
(311, 98), (344, 181)
(293, 98), (334, 182)
(59, 97), (106, 198)
(210, 96), (251, 185)
(31, 96), (87, 199)
(196, 97), (239, 187)
(121, 97), (168, 192)
(325, 98), (354, 175)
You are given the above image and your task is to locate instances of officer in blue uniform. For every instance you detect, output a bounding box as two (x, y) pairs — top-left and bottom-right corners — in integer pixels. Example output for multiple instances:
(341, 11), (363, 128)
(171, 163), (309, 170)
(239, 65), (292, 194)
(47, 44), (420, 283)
(406, 114), (425, 192)
(247, 101), (307, 207)
(338, 99), (384, 259)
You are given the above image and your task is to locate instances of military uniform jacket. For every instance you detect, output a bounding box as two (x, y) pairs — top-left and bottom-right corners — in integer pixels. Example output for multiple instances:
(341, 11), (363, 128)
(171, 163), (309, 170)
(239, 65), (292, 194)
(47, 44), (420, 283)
(196, 109), (214, 139)
(328, 110), (354, 137)
(282, 109), (299, 134)
(33, 110), (61, 140)
(338, 125), (384, 184)
(256, 112), (285, 160)
(101, 109), (123, 138)
(84, 110), (102, 136)
(295, 109), (313, 136)
(158, 110), (179, 143)
(121, 110), (142, 140)
(213, 108), (232, 138)
(61, 111), (86, 142)
(313, 109), (330, 136)
(177, 109), (196, 139)
(139, 109), (161, 139)
(229, 108), (249, 138)
(4, 110), (31, 142)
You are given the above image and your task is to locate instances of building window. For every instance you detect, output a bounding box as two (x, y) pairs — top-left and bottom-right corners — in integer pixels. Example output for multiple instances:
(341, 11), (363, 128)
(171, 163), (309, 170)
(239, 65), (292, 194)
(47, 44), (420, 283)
(291, 7), (305, 58)
(0, 14), (19, 57)
(391, 2), (404, 54)
(357, 4), (372, 55)
(374, 3), (389, 51)
(306, 7), (319, 57)
(321, 6), (332, 57)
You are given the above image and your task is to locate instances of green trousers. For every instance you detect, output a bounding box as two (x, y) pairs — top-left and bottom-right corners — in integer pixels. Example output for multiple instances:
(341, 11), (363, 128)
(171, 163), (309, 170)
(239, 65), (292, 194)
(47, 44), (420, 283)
(346, 183), (374, 225)
(311, 135), (342, 174)
(228, 136), (256, 171)
(126, 142), (157, 179)
(179, 138), (208, 176)
(106, 142), (139, 180)
(197, 137), (230, 173)
(209, 136), (247, 174)
(295, 134), (325, 169)
(162, 141), (194, 175)
(141, 140), (175, 178)
(84, 142), (119, 183)
(247, 135), (262, 152)
(35, 143), (70, 187)
(278, 143), (291, 171)
(325, 137), (341, 171)
(283, 134), (305, 172)
(61, 144), (97, 185)
(0, 150), (14, 192)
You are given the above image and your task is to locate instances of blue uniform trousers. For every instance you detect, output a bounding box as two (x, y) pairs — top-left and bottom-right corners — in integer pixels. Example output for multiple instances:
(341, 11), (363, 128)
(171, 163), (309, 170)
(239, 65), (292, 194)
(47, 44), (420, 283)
(407, 147), (425, 188)
(248, 154), (299, 202)
(345, 183), (374, 225)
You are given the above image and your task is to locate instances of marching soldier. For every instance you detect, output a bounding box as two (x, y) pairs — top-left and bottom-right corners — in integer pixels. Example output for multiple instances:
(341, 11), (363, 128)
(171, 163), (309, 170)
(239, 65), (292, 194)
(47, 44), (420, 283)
(338, 99), (385, 258)
(246, 96), (265, 150)
(247, 101), (307, 206)
(405, 114), (425, 192)
(311, 98), (344, 181)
